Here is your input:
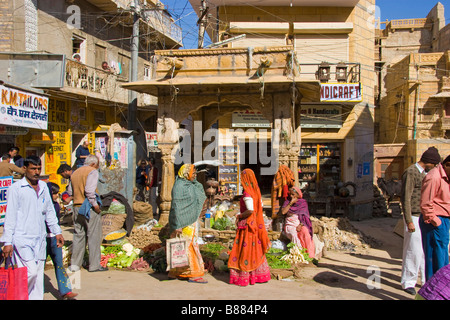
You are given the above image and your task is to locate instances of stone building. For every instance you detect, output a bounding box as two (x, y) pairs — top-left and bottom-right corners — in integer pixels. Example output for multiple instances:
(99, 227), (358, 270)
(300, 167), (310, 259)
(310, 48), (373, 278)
(0, 0), (182, 188)
(125, 0), (376, 224)
(374, 2), (450, 179)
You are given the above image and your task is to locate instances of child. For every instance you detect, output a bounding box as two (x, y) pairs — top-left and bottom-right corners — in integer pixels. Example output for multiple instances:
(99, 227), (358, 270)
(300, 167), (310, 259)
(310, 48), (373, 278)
(46, 182), (78, 300)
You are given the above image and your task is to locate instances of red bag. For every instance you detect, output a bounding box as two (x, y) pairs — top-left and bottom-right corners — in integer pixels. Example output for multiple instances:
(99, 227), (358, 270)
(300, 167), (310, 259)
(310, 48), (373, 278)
(0, 256), (29, 300)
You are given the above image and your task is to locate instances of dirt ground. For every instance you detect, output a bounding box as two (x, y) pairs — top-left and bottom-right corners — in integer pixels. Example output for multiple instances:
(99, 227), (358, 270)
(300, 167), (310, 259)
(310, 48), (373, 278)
(41, 215), (415, 301)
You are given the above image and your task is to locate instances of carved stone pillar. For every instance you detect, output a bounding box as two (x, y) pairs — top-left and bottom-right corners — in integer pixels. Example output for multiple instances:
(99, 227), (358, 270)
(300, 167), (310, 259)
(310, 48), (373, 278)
(158, 143), (176, 226)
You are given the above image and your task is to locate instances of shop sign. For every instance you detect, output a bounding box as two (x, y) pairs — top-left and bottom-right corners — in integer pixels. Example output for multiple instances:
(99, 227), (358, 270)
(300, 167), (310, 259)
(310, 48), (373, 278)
(0, 176), (13, 226)
(0, 125), (29, 135)
(300, 105), (342, 129)
(232, 110), (271, 128)
(0, 85), (49, 129)
(320, 83), (362, 102)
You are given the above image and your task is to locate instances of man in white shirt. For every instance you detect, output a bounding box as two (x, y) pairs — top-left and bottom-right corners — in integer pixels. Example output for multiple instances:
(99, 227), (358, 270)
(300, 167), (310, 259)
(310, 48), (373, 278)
(1, 155), (64, 300)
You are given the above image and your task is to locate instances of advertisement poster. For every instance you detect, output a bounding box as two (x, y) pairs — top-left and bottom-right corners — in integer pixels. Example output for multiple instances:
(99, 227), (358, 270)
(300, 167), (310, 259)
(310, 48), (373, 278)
(145, 132), (158, 152)
(0, 176), (13, 226)
(45, 131), (71, 185)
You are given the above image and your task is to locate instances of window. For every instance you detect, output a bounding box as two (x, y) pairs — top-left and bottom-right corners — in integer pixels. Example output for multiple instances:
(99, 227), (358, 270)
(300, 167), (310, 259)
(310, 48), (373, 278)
(118, 53), (130, 79)
(95, 44), (107, 70)
(72, 34), (86, 63)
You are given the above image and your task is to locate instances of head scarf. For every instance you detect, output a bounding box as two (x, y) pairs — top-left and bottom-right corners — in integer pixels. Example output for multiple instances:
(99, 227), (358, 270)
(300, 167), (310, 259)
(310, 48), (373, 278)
(291, 186), (303, 199)
(178, 164), (195, 180)
(228, 169), (270, 272)
(271, 165), (295, 218)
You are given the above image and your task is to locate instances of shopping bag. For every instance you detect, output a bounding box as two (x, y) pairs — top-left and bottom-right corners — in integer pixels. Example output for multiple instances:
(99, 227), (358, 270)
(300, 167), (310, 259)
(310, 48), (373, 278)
(0, 256), (29, 300)
(165, 237), (189, 271)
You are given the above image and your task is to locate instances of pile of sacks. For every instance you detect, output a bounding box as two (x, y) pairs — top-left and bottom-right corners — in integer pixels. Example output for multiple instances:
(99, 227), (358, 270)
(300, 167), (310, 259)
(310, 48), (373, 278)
(311, 216), (381, 252)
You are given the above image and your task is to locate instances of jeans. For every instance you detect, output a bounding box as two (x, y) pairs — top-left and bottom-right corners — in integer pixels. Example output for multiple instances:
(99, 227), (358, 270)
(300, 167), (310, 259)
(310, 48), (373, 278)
(46, 236), (72, 296)
(419, 215), (450, 281)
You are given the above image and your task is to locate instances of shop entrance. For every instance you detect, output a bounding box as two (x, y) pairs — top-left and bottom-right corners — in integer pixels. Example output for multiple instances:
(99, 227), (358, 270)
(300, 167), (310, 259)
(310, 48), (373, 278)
(240, 141), (275, 197)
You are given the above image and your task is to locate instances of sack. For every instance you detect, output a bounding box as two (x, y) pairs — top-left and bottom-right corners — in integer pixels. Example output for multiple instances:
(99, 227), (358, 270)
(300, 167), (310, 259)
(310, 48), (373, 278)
(0, 256), (29, 300)
(101, 213), (126, 237)
(165, 237), (189, 271)
(133, 201), (153, 226)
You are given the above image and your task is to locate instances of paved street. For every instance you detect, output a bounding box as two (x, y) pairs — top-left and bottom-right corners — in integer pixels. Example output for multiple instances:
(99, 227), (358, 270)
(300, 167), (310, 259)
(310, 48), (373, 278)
(43, 216), (414, 302)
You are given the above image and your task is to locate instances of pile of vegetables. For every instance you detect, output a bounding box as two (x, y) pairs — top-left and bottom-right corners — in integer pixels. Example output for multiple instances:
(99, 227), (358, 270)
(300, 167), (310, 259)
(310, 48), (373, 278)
(212, 217), (232, 231)
(265, 243), (313, 269)
(281, 243), (312, 265)
(100, 243), (144, 270)
(200, 243), (229, 273)
(265, 248), (292, 269)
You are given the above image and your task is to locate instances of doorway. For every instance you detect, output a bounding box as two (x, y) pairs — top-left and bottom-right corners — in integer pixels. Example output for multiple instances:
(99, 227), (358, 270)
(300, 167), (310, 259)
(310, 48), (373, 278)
(240, 140), (275, 197)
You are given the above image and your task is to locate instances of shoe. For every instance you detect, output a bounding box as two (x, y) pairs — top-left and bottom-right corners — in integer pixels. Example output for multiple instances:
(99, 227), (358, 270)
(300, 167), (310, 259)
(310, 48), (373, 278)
(62, 292), (78, 300)
(89, 266), (108, 272)
(404, 287), (416, 295)
(68, 265), (80, 272)
(188, 277), (208, 284)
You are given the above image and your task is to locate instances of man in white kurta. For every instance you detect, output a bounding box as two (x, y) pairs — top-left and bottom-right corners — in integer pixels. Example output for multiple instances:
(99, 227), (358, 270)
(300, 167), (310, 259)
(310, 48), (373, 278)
(1, 155), (64, 300)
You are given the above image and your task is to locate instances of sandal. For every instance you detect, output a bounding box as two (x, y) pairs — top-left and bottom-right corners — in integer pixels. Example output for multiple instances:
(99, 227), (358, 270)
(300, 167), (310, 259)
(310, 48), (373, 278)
(188, 277), (208, 284)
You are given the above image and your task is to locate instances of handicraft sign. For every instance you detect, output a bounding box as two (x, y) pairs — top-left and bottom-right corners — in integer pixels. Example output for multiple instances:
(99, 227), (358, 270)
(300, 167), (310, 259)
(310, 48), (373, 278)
(300, 105), (343, 129)
(0, 85), (49, 130)
(320, 83), (362, 102)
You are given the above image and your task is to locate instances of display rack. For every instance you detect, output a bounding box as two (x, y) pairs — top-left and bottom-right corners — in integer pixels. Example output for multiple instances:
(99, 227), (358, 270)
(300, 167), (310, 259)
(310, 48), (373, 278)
(218, 144), (240, 197)
(298, 143), (342, 192)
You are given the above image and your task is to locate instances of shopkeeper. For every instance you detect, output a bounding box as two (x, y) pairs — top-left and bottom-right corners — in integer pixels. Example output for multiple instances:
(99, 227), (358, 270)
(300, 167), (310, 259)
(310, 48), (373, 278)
(75, 140), (91, 168)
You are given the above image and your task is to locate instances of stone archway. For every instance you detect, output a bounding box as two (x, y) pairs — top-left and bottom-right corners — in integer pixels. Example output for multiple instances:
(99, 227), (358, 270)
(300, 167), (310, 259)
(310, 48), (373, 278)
(155, 88), (301, 225)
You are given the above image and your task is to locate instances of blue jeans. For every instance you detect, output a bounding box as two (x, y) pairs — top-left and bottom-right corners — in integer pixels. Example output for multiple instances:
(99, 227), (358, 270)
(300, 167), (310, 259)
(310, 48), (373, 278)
(46, 237), (72, 296)
(419, 216), (450, 281)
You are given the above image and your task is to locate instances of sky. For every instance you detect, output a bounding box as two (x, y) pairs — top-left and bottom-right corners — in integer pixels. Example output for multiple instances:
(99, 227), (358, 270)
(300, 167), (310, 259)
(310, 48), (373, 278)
(161, 0), (450, 49)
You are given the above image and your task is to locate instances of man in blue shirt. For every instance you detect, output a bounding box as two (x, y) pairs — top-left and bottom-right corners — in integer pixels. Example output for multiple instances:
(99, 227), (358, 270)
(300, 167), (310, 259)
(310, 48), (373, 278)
(75, 140), (91, 168)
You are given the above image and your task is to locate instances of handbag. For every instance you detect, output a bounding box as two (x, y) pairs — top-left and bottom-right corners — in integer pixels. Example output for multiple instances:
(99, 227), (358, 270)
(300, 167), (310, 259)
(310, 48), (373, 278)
(165, 236), (189, 271)
(0, 255), (29, 300)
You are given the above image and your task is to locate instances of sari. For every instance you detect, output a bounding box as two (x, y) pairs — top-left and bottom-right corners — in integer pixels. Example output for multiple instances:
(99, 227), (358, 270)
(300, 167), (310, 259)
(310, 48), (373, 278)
(168, 221), (205, 279)
(228, 169), (271, 286)
(282, 197), (315, 258)
(168, 164), (207, 279)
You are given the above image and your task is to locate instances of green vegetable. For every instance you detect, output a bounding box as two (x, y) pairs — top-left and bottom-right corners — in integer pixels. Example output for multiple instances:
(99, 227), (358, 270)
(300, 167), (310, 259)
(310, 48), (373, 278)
(212, 217), (230, 231)
(265, 247), (292, 269)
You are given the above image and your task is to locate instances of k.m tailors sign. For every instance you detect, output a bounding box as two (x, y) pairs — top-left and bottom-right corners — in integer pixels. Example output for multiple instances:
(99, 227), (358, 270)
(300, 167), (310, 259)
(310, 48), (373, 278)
(320, 83), (362, 102)
(0, 84), (49, 130)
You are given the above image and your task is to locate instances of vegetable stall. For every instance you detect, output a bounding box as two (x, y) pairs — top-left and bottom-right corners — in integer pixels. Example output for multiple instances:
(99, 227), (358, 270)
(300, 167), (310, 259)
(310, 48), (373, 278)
(51, 195), (377, 282)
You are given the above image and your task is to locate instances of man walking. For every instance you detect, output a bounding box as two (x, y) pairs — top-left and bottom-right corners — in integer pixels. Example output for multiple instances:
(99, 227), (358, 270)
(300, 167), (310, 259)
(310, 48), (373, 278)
(0, 155), (64, 300)
(67, 154), (106, 272)
(420, 154), (450, 281)
(400, 147), (440, 295)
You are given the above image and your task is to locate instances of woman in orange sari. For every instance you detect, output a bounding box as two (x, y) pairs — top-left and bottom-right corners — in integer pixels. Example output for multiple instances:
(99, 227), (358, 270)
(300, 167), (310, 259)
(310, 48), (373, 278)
(228, 169), (271, 286)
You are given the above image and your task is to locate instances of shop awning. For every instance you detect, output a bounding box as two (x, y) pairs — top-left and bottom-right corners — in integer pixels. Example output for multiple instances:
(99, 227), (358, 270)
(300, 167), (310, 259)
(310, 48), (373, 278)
(122, 76), (320, 96)
(431, 91), (450, 98)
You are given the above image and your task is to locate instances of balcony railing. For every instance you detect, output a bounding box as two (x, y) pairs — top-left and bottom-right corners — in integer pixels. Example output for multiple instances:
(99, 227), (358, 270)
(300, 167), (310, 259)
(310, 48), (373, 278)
(142, 9), (183, 44)
(64, 59), (156, 106)
(388, 18), (429, 30)
(65, 59), (126, 94)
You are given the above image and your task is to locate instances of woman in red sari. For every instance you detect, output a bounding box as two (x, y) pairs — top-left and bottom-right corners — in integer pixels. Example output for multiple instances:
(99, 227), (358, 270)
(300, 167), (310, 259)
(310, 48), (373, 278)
(228, 169), (271, 286)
